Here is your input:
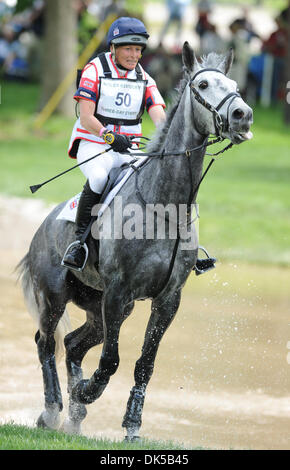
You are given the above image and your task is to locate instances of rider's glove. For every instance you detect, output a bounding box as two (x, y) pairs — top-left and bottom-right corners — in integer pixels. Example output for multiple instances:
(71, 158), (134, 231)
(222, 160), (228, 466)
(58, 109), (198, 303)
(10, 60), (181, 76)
(102, 130), (132, 153)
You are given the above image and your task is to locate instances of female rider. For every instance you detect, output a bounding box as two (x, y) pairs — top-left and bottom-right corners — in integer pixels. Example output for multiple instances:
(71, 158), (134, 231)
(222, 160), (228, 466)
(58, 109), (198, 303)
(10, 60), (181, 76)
(62, 17), (166, 270)
(62, 16), (215, 274)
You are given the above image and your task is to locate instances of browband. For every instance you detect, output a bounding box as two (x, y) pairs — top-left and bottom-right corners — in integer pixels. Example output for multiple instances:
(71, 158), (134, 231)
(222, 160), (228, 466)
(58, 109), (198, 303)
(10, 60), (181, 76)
(191, 68), (225, 82)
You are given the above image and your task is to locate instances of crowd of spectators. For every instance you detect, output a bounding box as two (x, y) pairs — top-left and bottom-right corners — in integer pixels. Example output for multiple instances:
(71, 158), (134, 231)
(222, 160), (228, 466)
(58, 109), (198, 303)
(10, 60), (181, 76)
(0, 0), (44, 80)
(0, 0), (289, 105)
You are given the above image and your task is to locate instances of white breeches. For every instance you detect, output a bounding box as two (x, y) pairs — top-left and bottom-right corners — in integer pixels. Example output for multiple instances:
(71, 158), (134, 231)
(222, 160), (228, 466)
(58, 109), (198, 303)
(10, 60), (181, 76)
(77, 140), (139, 194)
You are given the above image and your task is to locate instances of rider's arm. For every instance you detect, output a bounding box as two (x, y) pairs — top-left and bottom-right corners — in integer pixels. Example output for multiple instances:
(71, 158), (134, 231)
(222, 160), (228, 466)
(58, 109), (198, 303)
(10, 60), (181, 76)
(148, 104), (166, 127)
(79, 99), (105, 137)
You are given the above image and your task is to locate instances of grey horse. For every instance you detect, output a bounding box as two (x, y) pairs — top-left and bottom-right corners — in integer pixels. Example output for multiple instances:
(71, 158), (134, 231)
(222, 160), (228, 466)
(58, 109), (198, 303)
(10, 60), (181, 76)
(18, 42), (253, 440)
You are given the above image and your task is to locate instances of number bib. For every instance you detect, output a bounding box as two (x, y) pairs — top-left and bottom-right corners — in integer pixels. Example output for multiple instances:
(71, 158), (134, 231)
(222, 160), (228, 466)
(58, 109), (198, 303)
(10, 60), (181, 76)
(96, 77), (147, 125)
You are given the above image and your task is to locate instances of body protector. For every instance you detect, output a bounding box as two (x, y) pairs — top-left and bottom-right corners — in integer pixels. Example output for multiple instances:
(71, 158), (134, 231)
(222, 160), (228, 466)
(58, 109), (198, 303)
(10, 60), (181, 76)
(68, 52), (165, 158)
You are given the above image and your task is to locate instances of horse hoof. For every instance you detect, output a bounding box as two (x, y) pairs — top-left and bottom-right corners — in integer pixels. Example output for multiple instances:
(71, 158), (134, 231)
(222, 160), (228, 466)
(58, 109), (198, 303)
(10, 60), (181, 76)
(71, 379), (95, 405)
(72, 376), (109, 404)
(37, 414), (49, 429)
(124, 435), (141, 443)
(36, 409), (60, 430)
(61, 418), (82, 435)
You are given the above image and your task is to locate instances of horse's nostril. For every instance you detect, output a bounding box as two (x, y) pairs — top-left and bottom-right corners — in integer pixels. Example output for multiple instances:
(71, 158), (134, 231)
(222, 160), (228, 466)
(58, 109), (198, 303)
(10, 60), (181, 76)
(233, 108), (244, 120)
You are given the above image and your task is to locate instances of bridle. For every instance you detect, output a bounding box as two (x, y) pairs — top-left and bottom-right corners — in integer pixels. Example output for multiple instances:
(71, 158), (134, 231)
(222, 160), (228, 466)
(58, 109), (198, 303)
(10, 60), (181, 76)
(189, 68), (241, 137)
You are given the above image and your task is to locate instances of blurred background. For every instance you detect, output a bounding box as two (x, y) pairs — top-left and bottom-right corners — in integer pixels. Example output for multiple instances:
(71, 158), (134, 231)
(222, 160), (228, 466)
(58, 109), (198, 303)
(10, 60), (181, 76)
(0, 0), (290, 450)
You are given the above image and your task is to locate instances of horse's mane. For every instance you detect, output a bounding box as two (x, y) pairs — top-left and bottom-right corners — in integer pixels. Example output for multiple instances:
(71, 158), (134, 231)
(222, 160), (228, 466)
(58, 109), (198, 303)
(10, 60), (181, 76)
(199, 52), (225, 70)
(146, 52), (226, 153)
(146, 77), (188, 153)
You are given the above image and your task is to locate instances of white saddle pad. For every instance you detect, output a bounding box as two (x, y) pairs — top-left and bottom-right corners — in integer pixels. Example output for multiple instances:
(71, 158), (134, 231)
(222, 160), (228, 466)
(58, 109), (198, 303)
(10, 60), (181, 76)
(56, 156), (148, 223)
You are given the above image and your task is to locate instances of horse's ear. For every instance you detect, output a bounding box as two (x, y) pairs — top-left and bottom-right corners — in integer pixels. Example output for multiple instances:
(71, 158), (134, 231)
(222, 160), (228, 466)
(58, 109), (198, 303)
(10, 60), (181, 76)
(182, 41), (200, 73)
(219, 48), (234, 75)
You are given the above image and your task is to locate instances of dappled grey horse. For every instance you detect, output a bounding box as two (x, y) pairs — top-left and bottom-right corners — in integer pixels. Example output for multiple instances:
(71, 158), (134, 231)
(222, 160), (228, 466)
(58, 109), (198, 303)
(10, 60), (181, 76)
(18, 42), (253, 440)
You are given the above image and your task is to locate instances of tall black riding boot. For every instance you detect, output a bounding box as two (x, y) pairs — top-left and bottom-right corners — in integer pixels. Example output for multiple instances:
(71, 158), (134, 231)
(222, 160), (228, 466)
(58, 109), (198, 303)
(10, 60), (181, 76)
(62, 181), (101, 270)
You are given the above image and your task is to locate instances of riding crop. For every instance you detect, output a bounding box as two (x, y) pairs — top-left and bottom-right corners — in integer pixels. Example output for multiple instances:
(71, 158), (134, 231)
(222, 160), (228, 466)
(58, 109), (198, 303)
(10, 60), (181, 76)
(29, 147), (111, 194)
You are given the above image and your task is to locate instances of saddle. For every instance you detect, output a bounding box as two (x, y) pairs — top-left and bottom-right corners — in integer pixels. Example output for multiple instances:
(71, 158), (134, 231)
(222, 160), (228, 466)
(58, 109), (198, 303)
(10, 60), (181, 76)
(100, 163), (134, 206)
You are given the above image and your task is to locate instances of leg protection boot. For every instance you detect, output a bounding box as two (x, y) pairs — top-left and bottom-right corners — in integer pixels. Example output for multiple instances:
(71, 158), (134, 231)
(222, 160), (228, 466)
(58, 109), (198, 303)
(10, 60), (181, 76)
(62, 181), (101, 270)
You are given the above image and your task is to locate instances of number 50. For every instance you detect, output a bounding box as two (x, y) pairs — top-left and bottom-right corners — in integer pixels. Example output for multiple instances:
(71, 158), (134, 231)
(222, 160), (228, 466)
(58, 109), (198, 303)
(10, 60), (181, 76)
(115, 92), (131, 107)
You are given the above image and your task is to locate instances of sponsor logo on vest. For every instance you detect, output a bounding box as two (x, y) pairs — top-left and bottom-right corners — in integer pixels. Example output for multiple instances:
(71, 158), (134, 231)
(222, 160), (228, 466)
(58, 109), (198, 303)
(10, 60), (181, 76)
(83, 80), (94, 89)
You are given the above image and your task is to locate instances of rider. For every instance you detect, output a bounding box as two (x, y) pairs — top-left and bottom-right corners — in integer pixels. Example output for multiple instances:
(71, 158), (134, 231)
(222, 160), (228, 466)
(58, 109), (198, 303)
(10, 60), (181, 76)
(62, 16), (166, 270)
(62, 16), (216, 274)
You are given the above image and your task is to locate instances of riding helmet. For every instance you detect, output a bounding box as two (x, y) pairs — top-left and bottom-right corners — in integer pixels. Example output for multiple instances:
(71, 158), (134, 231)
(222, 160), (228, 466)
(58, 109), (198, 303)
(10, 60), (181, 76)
(107, 17), (149, 49)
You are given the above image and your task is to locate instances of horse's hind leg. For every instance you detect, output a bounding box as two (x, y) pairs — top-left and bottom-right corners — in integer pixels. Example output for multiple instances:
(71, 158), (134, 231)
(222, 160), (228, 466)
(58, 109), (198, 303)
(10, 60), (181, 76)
(35, 295), (67, 430)
(122, 289), (181, 440)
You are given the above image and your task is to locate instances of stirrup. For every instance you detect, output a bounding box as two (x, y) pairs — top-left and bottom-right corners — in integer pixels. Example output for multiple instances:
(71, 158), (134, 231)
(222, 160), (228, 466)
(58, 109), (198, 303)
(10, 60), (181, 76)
(194, 246), (217, 276)
(61, 240), (89, 272)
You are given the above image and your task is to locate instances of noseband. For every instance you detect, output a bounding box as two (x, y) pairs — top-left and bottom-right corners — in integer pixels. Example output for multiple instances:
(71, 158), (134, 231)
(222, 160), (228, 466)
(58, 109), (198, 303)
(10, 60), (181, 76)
(189, 68), (241, 137)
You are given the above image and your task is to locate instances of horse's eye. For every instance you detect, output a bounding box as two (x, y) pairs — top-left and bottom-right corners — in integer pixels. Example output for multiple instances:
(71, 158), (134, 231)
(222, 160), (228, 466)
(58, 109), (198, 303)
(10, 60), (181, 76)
(199, 80), (208, 90)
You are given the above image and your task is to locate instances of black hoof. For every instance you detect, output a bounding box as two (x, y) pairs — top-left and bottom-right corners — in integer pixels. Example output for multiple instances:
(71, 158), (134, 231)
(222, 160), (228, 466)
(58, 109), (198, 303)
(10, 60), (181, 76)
(71, 379), (96, 405)
(36, 414), (49, 429)
(72, 376), (109, 405)
(124, 435), (140, 443)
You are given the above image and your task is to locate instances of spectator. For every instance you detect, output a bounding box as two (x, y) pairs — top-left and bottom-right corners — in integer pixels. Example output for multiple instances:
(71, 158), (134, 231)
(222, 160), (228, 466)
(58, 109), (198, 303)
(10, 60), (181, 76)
(262, 13), (287, 101)
(237, 6), (260, 43)
(158, 0), (191, 50)
(228, 19), (250, 96)
(199, 24), (224, 55)
(195, 0), (213, 39)
(0, 23), (29, 80)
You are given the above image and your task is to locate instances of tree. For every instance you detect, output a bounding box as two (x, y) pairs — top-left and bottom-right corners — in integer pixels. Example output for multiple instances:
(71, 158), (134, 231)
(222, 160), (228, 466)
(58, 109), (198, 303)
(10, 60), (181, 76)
(40, 0), (78, 117)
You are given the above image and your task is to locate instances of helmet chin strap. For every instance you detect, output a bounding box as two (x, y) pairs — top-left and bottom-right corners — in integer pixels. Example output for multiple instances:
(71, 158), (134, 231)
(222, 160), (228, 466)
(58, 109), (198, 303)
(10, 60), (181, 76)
(111, 44), (116, 62)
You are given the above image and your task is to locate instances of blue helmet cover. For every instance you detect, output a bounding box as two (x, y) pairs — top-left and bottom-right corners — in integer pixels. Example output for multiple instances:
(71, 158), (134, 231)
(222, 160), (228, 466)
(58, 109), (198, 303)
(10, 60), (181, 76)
(107, 17), (149, 47)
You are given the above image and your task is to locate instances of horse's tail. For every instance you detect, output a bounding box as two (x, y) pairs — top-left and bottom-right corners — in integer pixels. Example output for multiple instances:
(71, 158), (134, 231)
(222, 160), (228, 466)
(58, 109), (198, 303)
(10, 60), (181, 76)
(16, 253), (71, 362)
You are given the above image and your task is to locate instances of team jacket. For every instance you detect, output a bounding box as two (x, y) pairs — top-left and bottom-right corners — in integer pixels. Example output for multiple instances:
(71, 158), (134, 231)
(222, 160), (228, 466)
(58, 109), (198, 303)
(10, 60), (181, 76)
(68, 52), (166, 158)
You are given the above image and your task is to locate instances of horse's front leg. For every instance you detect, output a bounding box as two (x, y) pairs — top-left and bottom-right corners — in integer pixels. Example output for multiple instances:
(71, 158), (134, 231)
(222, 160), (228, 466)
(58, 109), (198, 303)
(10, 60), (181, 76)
(122, 289), (182, 441)
(63, 312), (104, 434)
(71, 290), (127, 405)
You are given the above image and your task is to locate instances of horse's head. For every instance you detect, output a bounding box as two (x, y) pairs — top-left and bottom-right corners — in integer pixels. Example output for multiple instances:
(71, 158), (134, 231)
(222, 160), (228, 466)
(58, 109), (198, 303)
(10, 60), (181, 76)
(182, 42), (253, 144)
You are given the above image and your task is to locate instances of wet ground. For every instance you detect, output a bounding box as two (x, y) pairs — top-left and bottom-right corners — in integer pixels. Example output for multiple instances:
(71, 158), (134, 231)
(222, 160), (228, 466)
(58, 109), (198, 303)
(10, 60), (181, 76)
(0, 196), (290, 450)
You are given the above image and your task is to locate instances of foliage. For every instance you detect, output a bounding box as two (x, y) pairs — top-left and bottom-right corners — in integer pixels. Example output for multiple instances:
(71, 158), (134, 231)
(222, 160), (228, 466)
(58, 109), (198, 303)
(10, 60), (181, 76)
(14, 0), (34, 14)
(124, 0), (144, 17)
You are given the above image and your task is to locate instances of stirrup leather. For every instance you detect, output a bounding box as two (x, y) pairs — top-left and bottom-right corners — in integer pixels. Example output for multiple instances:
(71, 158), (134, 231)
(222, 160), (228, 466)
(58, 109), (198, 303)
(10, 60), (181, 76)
(194, 246), (217, 276)
(61, 240), (89, 272)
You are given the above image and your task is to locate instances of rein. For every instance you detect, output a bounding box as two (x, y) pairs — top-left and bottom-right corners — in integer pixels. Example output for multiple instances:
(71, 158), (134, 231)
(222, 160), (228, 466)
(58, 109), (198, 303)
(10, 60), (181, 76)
(129, 135), (233, 210)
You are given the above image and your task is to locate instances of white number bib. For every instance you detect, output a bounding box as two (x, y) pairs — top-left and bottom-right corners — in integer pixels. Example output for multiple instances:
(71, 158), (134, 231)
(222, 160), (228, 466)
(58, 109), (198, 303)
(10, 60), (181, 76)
(96, 77), (146, 124)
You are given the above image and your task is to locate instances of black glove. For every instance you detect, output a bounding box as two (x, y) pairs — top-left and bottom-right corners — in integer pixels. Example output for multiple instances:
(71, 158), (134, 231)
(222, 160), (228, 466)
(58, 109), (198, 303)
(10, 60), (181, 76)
(102, 130), (132, 153)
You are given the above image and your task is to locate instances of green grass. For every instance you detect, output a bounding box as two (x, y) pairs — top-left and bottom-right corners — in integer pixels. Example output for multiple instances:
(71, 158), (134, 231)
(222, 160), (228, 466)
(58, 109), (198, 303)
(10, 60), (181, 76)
(0, 423), (196, 450)
(0, 80), (290, 266)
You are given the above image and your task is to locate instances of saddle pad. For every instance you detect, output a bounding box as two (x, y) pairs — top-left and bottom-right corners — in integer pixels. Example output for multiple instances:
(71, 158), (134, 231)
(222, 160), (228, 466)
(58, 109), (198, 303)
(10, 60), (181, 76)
(56, 155), (148, 223)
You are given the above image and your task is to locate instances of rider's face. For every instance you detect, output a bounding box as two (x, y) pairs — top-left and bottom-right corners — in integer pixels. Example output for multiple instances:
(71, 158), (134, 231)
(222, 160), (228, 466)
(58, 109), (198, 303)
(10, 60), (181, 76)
(113, 45), (142, 70)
